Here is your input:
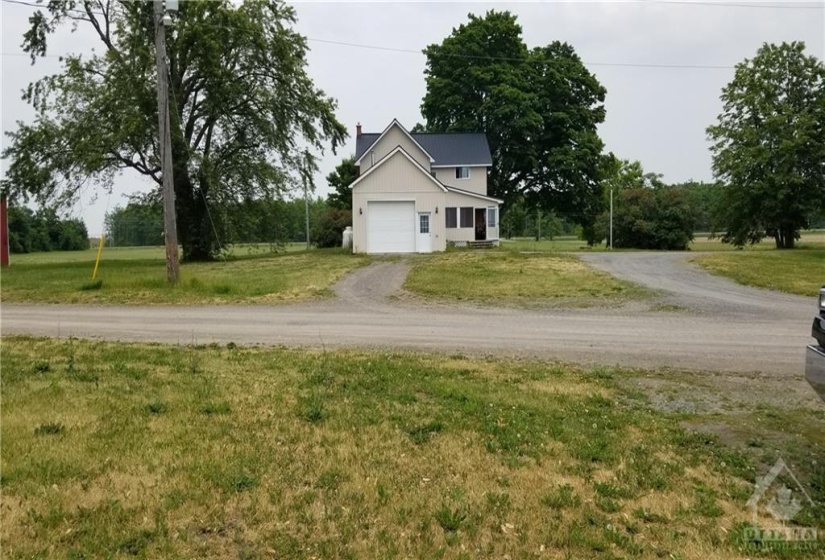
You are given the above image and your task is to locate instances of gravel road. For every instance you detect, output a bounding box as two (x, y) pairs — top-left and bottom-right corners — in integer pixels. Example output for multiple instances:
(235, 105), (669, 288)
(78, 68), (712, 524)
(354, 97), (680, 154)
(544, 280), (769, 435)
(1, 254), (815, 376)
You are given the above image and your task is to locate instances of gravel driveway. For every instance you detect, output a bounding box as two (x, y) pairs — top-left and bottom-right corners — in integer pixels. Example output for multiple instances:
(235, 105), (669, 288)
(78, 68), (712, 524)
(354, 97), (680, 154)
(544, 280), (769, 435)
(2, 255), (815, 377)
(579, 251), (810, 318)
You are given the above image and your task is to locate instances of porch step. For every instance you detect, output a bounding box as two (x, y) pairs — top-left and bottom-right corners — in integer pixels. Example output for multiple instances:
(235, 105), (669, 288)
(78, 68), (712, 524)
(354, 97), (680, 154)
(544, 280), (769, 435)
(466, 240), (498, 249)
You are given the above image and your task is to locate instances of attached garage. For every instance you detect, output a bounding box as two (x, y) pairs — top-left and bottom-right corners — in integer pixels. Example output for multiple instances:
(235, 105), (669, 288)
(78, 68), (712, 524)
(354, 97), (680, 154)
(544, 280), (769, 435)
(366, 201), (416, 253)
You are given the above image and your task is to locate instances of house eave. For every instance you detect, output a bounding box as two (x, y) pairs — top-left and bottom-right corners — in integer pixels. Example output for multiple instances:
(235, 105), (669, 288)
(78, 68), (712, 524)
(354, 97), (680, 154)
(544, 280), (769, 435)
(350, 145), (448, 193)
(354, 119), (435, 165)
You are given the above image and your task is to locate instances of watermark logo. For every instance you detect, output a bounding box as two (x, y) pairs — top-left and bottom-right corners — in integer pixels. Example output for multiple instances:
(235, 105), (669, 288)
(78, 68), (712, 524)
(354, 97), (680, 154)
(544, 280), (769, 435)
(744, 458), (819, 547)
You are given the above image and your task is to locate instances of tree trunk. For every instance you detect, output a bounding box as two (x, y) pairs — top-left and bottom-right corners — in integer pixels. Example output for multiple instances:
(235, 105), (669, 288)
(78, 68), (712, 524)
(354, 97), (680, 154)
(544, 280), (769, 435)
(782, 225), (795, 249)
(169, 122), (214, 262)
(774, 225), (796, 250)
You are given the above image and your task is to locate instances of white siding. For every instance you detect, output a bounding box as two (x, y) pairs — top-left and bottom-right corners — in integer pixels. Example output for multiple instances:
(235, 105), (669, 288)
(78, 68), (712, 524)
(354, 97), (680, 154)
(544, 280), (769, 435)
(443, 191), (500, 244)
(352, 151), (447, 254)
(434, 166), (489, 195)
(359, 125), (431, 173)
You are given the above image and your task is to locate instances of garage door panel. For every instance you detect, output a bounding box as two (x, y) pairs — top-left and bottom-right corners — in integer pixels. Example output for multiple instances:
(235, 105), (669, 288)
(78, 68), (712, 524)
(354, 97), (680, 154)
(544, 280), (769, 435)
(367, 201), (415, 253)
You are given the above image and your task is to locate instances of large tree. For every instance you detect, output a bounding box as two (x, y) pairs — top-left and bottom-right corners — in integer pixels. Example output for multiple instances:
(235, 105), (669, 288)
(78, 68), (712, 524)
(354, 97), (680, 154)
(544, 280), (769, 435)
(707, 41), (825, 249)
(325, 156), (357, 210)
(421, 11), (607, 231)
(2, 0), (346, 261)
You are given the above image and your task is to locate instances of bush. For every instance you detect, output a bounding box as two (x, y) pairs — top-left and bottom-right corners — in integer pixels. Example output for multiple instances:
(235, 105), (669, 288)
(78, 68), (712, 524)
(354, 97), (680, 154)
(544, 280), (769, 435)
(313, 208), (352, 248)
(613, 187), (695, 250)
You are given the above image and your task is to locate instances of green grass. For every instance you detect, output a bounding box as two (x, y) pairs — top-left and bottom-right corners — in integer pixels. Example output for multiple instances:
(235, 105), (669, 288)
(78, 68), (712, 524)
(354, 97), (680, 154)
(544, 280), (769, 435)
(404, 251), (649, 305)
(692, 250), (825, 296)
(1, 248), (368, 304)
(499, 236), (602, 252)
(8, 242), (310, 265)
(499, 230), (825, 253)
(3, 337), (823, 558)
(690, 231), (825, 252)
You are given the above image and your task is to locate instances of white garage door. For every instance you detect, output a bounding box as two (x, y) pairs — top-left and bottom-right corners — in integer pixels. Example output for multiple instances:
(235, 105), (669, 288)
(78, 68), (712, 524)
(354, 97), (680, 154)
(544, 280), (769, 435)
(367, 201), (416, 253)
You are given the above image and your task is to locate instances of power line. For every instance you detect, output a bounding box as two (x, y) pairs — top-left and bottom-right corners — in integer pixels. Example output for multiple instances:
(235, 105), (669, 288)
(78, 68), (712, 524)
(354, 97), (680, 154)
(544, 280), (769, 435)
(4, 0), (822, 10)
(305, 38), (736, 69)
(1, 0), (102, 15)
(7, 0), (808, 70)
(642, 0), (824, 9)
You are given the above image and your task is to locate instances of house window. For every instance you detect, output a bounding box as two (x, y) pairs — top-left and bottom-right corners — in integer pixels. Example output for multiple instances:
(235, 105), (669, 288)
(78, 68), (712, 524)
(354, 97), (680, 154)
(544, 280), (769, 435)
(455, 167), (470, 180)
(459, 207), (474, 228)
(420, 214), (430, 234)
(445, 207), (457, 229)
(487, 207), (497, 228)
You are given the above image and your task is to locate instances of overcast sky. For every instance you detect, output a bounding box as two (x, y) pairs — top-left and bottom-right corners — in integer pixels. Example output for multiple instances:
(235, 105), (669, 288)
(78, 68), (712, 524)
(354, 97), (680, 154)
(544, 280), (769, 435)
(2, 0), (823, 235)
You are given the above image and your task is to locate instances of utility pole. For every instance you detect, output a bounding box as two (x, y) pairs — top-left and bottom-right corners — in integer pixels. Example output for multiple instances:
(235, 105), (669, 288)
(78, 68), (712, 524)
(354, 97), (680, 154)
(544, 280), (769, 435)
(0, 193), (9, 268)
(304, 180), (311, 250)
(154, 0), (180, 284)
(609, 186), (614, 250)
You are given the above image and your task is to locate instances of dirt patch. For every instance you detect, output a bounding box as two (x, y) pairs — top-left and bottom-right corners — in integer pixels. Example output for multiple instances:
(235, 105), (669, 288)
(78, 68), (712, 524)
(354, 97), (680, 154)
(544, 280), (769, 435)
(619, 369), (822, 415)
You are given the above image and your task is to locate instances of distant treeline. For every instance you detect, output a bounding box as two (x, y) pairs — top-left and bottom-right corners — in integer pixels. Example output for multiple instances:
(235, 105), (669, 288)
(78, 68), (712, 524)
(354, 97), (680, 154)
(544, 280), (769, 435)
(104, 197), (339, 248)
(7, 206), (89, 253)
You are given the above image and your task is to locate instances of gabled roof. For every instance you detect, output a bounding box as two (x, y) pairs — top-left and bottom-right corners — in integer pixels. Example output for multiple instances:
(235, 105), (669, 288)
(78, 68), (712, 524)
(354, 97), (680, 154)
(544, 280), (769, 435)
(354, 119), (434, 166)
(350, 145), (448, 193)
(355, 122), (493, 167)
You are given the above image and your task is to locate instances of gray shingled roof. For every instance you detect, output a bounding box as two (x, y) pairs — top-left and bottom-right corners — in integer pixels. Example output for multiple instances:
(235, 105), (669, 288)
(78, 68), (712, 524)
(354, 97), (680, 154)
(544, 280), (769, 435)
(355, 131), (492, 167)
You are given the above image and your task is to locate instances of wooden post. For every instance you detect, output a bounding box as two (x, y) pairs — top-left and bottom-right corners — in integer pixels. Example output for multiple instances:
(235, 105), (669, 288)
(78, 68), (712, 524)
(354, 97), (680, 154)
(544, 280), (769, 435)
(0, 195), (9, 267)
(154, 0), (180, 284)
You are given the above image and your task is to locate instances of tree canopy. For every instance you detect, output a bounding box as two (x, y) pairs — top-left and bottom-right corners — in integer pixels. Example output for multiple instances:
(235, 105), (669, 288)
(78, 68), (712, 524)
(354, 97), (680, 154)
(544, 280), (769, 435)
(707, 41), (825, 249)
(325, 156), (357, 210)
(8, 206), (88, 253)
(2, 0), (347, 261)
(421, 11), (607, 232)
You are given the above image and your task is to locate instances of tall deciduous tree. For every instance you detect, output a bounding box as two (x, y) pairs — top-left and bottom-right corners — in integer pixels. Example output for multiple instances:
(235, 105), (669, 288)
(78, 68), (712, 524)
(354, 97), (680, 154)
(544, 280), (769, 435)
(707, 41), (825, 249)
(326, 156), (357, 210)
(421, 11), (607, 232)
(2, 0), (346, 261)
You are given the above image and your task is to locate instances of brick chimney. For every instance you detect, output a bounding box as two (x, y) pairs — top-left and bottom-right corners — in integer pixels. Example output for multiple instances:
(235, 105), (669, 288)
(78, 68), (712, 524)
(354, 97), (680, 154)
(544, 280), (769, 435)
(356, 122), (362, 137)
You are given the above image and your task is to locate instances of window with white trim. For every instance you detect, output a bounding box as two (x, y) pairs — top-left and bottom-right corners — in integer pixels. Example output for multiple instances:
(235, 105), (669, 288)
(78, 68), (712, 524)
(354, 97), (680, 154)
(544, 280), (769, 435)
(419, 214), (430, 234)
(455, 167), (470, 180)
(487, 207), (497, 228)
(459, 207), (473, 228)
(445, 207), (457, 229)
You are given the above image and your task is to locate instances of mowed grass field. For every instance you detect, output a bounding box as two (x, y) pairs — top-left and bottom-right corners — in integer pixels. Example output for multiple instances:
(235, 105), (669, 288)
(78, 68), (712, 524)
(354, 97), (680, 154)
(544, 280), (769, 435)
(3, 337), (823, 559)
(693, 250), (825, 296)
(1, 247), (368, 305)
(404, 251), (649, 306)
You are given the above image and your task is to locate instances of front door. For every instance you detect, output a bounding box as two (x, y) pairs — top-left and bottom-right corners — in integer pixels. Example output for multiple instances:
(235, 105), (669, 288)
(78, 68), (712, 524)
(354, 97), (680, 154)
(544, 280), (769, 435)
(417, 212), (432, 253)
(474, 208), (486, 241)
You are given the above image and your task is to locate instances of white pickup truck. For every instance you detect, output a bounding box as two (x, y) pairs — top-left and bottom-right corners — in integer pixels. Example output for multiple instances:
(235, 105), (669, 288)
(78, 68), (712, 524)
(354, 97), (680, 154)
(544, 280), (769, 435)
(805, 285), (825, 400)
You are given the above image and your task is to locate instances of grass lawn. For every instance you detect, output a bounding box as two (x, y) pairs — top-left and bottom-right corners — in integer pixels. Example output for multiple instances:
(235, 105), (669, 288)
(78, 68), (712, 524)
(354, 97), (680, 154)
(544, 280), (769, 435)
(7, 242), (310, 265)
(1, 248), (368, 305)
(689, 231), (825, 252)
(500, 230), (825, 253)
(3, 337), (822, 559)
(499, 236), (602, 252)
(692, 249), (825, 296)
(404, 251), (648, 306)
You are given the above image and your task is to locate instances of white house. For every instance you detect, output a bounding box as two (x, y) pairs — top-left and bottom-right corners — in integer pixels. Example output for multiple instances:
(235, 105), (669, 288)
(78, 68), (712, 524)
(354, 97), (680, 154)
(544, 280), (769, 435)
(350, 119), (501, 254)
